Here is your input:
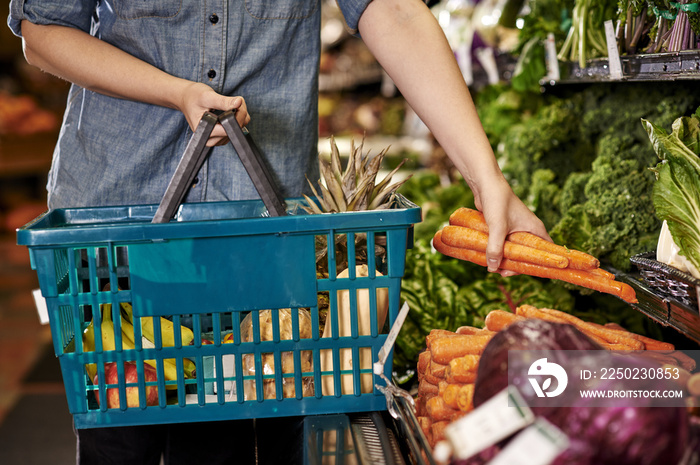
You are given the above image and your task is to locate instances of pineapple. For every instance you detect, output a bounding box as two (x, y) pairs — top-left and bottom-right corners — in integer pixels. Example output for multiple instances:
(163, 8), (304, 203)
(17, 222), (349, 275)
(303, 136), (411, 274)
(304, 135), (411, 336)
(302, 135), (410, 215)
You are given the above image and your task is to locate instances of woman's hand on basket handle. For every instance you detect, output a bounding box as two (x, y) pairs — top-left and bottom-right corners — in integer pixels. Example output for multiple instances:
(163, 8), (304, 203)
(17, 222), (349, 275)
(358, 0), (550, 274)
(19, 20), (249, 147)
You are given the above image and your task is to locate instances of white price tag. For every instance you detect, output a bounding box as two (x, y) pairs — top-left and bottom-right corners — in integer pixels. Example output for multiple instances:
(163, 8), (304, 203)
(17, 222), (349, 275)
(544, 33), (560, 81)
(486, 418), (570, 465)
(445, 387), (535, 459)
(604, 20), (623, 80)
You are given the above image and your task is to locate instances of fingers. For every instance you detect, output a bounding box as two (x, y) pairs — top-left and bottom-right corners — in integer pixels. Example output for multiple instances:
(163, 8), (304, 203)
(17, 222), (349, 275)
(204, 96), (250, 146)
(484, 218), (506, 273)
(231, 97), (251, 127)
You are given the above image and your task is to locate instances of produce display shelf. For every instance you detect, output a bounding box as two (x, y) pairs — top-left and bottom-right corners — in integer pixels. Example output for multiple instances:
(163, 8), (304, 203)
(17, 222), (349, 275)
(615, 270), (700, 345)
(543, 50), (700, 85)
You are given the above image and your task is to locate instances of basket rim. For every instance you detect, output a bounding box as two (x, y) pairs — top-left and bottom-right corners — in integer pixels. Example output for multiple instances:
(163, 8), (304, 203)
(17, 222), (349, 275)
(17, 195), (422, 247)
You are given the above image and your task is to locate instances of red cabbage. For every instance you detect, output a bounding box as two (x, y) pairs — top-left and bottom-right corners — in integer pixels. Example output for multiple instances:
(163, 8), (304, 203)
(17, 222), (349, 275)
(471, 319), (689, 465)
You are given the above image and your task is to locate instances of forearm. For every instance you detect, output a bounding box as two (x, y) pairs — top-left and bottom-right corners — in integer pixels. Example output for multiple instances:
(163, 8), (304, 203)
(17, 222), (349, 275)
(357, 0), (504, 191)
(20, 21), (192, 111)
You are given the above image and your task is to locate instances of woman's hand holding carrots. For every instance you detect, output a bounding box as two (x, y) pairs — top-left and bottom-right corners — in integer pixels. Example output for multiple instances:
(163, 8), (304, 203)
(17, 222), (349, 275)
(433, 208), (637, 304)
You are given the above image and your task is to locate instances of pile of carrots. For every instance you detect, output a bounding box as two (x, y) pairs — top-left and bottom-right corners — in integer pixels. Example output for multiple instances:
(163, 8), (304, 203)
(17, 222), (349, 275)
(432, 208), (638, 304)
(415, 305), (695, 449)
(415, 326), (494, 448)
(485, 306), (695, 371)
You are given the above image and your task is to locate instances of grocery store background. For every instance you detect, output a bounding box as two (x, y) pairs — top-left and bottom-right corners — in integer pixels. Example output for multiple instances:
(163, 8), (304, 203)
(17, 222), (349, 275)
(2, 0), (700, 463)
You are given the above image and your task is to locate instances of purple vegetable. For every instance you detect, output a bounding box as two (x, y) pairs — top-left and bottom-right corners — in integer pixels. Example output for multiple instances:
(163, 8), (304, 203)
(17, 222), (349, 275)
(472, 319), (689, 465)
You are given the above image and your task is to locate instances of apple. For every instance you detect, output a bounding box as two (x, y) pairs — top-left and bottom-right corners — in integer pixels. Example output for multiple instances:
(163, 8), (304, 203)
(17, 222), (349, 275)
(201, 338), (214, 345)
(95, 361), (159, 408)
(223, 332), (234, 343)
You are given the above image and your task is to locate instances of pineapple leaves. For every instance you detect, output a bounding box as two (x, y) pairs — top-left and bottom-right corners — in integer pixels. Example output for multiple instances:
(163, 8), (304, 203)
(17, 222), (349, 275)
(302, 135), (409, 215)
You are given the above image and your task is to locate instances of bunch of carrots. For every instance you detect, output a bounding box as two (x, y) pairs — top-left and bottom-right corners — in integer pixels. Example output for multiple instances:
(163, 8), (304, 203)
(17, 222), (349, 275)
(415, 326), (494, 448)
(433, 208), (638, 304)
(485, 306), (695, 371)
(415, 305), (695, 449)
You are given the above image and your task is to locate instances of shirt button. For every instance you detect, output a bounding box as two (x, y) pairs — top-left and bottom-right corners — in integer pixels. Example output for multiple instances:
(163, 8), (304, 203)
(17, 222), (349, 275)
(209, 14), (219, 24)
(207, 69), (216, 79)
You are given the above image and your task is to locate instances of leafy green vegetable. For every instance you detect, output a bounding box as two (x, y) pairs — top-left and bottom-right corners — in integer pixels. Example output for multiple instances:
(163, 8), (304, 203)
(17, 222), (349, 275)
(551, 134), (660, 271)
(475, 84), (542, 151)
(496, 82), (700, 270)
(511, 38), (547, 93)
(643, 109), (700, 274)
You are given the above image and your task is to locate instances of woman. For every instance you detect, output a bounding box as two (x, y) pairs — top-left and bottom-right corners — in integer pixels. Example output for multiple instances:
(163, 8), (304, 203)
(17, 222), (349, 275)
(8, 0), (548, 463)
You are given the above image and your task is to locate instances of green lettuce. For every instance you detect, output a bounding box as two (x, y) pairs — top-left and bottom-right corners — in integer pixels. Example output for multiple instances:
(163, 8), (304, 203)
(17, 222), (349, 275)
(643, 110), (700, 274)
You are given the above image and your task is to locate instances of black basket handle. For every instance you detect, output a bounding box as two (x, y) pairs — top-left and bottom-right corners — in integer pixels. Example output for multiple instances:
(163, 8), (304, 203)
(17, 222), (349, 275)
(152, 110), (287, 223)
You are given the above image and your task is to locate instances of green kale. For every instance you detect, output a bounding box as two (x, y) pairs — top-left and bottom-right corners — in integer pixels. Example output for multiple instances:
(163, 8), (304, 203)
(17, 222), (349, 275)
(528, 169), (562, 230)
(551, 134), (660, 270)
(499, 95), (593, 199)
(475, 84), (542, 150)
(558, 171), (592, 214)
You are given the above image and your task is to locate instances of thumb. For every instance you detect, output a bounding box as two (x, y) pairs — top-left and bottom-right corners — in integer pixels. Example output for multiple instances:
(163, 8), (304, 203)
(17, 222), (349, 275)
(485, 223), (506, 273)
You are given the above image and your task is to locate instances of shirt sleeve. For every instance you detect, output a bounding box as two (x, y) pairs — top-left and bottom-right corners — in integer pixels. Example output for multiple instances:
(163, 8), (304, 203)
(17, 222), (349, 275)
(8, 0), (97, 38)
(335, 0), (374, 35)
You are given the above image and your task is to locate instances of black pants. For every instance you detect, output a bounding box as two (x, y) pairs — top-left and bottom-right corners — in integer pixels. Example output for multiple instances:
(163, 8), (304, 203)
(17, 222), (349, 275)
(76, 417), (304, 465)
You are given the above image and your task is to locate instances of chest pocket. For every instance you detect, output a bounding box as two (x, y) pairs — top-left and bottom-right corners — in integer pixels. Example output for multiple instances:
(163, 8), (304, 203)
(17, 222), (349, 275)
(245, 0), (317, 19)
(112, 0), (182, 20)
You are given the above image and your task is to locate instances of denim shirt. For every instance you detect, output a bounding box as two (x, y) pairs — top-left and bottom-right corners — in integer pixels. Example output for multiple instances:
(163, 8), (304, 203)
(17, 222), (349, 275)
(8, 0), (371, 209)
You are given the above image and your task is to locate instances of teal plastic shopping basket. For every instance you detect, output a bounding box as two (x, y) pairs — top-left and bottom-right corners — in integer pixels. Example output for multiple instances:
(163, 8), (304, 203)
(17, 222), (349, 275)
(16, 195), (420, 429)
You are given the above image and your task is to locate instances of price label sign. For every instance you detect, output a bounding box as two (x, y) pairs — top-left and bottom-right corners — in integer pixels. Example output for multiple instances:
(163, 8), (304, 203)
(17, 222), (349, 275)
(604, 20), (623, 80)
(443, 387), (535, 459)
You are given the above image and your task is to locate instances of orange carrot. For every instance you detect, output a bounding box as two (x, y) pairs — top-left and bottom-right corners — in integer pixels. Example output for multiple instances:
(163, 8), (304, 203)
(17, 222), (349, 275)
(590, 268), (616, 280)
(430, 333), (493, 365)
(417, 416), (433, 441)
(484, 310), (525, 332)
(442, 383), (475, 412)
(426, 329), (458, 349)
(434, 231), (637, 303)
(457, 384), (475, 412)
(445, 354), (480, 384)
(449, 207), (489, 233)
(417, 416), (433, 444)
(441, 383), (462, 409)
(633, 351), (683, 368)
(423, 370), (443, 386)
(431, 421), (450, 446)
(449, 207), (600, 270)
(514, 305), (614, 347)
(441, 225), (569, 269)
(509, 231), (599, 270)
(533, 306), (645, 350)
(429, 359), (448, 379)
(417, 350), (431, 378)
(455, 326), (495, 336)
(670, 351), (697, 372)
(418, 378), (439, 396)
(455, 326), (481, 335)
(601, 323), (675, 351)
(426, 395), (461, 422)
